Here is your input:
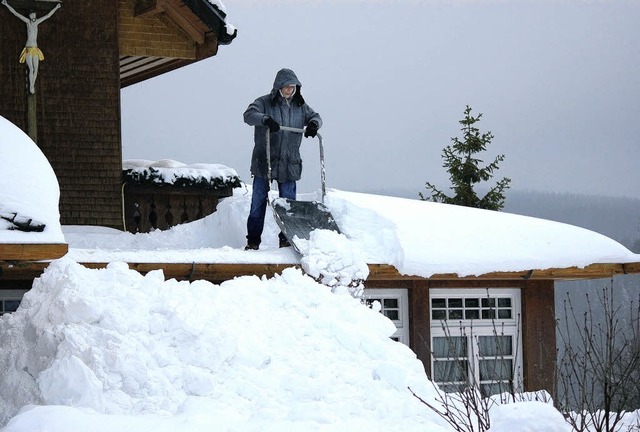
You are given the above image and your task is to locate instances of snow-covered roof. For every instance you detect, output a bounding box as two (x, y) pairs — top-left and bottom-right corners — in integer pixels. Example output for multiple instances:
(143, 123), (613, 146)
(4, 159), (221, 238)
(327, 190), (640, 278)
(59, 187), (640, 280)
(122, 159), (241, 190)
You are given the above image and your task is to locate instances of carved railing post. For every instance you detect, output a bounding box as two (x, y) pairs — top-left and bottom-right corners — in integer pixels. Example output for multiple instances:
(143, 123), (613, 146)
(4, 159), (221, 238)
(121, 183), (235, 233)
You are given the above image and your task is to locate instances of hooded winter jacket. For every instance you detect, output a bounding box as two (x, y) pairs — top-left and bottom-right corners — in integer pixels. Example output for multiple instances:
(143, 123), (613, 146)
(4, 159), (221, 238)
(243, 68), (322, 182)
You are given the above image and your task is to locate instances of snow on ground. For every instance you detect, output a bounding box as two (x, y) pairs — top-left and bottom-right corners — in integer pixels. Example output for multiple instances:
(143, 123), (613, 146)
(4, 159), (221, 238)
(0, 259), (448, 431)
(2, 257), (638, 431)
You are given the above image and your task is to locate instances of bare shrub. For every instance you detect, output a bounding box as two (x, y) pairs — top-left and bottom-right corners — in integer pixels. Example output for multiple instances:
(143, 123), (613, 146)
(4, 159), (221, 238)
(556, 281), (640, 432)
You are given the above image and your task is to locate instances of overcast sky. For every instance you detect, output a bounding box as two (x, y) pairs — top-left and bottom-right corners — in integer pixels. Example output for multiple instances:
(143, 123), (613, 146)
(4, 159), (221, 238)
(121, 0), (640, 200)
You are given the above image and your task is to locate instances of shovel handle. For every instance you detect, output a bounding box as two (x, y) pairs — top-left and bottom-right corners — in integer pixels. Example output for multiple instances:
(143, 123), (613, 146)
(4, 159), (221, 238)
(265, 126), (327, 203)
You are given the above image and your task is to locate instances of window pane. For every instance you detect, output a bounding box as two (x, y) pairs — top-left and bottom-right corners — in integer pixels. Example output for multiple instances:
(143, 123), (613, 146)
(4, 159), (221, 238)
(498, 298), (511, 308)
(383, 299), (398, 309)
(465, 298), (479, 308)
(481, 309), (495, 319)
(479, 359), (513, 381)
(479, 336), (513, 356)
(384, 310), (399, 320)
(481, 382), (511, 397)
(432, 310), (446, 320)
(432, 336), (467, 358)
(481, 298), (495, 308)
(434, 360), (468, 382)
(449, 309), (463, 320)
(432, 298), (446, 308)
(465, 310), (479, 320)
(498, 309), (512, 319)
(448, 298), (463, 308)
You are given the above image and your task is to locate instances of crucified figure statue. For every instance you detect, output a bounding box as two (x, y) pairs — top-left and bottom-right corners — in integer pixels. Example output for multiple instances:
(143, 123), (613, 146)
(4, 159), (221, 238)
(2, 0), (61, 94)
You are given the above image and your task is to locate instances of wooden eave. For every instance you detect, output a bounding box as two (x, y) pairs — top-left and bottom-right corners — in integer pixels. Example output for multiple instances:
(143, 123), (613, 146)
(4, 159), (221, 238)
(120, 56), (196, 87)
(119, 0), (236, 87)
(2, 261), (639, 284)
(0, 244), (68, 261)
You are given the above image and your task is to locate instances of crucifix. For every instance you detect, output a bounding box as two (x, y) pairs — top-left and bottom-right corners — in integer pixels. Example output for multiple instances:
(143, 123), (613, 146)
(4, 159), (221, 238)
(2, 0), (61, 94)
(2, 0), (61, 142)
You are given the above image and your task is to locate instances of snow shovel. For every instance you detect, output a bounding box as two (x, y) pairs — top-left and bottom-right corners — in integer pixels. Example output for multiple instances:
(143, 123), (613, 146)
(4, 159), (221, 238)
(266, 125), (341, 252)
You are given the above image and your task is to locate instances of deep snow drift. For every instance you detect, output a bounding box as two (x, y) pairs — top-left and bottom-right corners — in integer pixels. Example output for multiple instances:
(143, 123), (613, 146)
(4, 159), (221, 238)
(0, 258), (578, 432)
(1, 259), (443, 430)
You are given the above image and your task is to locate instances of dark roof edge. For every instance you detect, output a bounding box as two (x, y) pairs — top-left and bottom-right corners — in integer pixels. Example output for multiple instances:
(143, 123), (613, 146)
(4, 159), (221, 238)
(182, 0), (237, 45)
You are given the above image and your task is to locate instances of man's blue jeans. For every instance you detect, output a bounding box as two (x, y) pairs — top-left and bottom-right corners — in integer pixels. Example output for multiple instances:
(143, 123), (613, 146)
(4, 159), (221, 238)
(246, 176), (296, 246)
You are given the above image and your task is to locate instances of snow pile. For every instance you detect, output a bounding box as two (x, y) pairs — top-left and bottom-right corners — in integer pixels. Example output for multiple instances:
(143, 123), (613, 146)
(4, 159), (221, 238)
(0, 115), (63, 243)
(2, 259), (639, 431)
(0, 258), (448, 431)
(489, 400), (571, 432)
(297, 229), (369, 291)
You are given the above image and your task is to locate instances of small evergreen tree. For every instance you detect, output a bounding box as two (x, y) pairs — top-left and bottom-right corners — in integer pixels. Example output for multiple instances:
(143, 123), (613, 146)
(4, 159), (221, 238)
(420, 105), (511, 210)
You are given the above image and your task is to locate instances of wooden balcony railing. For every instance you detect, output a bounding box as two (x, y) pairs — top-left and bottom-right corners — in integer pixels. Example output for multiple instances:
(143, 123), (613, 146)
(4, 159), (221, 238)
(122, 183), (234, 233)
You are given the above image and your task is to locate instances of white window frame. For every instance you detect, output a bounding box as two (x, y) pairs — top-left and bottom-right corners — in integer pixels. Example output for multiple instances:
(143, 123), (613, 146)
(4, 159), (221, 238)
(363, 288), (410, 346)
(0, 289), (28, 316)
(430, 288), (523, 395)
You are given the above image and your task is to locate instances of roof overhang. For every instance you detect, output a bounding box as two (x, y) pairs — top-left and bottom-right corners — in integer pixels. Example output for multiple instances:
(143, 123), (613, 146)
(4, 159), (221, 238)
(119, 0), (236, 88)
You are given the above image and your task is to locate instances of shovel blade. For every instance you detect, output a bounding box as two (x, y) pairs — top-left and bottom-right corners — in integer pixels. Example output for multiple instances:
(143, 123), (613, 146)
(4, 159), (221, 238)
(272, 198), (340, 251)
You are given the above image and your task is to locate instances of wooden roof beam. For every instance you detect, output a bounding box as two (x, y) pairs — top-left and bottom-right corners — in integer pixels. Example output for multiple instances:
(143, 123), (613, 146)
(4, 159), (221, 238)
(2, 261), (639, 283)
(133, 0), (205, 44)
(134, 0), (164, 19)
(161, 0), (205, 44)
(367, 262), (640, 281)
(0, 244), (68, 261)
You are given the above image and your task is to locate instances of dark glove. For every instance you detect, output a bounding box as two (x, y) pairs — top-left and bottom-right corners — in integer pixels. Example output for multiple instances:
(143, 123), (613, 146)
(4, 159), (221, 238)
(264, 116), (280, 133)
(304, 121), (319, 138)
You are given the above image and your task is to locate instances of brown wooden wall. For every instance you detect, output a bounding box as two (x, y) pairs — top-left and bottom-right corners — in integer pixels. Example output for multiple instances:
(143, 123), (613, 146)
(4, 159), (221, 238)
(365, 279), (557, 397)
(520, 280), (556, 397)
(0, 0), (122, 228)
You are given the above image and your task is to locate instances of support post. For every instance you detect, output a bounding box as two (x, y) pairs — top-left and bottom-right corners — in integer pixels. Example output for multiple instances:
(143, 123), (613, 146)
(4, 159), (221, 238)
(27, 91), (37, 143)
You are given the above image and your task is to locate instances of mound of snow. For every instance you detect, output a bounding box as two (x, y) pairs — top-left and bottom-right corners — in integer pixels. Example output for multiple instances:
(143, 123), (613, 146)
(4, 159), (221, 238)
(0, 258), (448, 430)
(0, 115), (63, 243)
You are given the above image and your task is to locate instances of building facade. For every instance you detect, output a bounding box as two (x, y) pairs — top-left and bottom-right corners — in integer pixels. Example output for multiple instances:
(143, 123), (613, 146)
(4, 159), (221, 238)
(0, 0), (235, 228)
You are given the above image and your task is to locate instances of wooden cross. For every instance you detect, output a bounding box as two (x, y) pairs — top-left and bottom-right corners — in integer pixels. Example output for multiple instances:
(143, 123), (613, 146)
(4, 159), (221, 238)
(4, 0), (61, 14)
(2, 0), (62, 141)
